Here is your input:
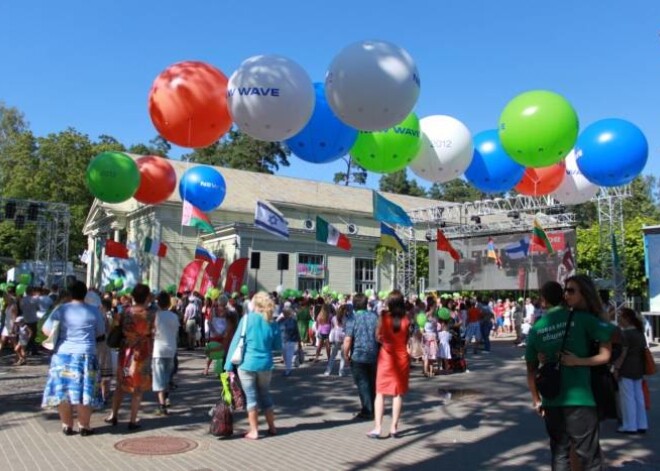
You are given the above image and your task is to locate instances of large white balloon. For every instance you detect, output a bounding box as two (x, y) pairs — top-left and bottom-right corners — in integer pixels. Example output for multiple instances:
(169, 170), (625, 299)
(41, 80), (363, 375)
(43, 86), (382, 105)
(227, 55), (315, 141)
(409, 115), (474, 183)
(552, 150), (599, 204)
(325, 40), (420, 131)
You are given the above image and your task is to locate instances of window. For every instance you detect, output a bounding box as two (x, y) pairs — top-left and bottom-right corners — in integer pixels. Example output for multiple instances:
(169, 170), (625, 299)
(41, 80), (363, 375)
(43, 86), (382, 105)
(297, 253), (325, 292)
(354, 258), (375, 293)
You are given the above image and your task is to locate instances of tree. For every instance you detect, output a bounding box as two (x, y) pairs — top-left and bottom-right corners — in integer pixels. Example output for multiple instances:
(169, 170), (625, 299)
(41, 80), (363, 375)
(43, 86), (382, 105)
(428, 179), (484, 203)
(128, 135), (171, 157)
(379, 170), (426, 196)
(334, 156), (367, 186)
(623, 176), (660, 220)
(183, 129), (289, 173)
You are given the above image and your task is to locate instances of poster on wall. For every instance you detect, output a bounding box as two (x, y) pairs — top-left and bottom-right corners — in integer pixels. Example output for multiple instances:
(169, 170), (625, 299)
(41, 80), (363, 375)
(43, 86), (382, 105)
(643, 227), (660, 312)
(102, 258), (141, 289)
(429, 229), (577, 292)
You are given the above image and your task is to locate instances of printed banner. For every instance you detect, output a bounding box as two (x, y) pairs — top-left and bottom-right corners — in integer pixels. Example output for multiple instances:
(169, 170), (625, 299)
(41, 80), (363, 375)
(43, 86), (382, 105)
(224, 258), (249, 294)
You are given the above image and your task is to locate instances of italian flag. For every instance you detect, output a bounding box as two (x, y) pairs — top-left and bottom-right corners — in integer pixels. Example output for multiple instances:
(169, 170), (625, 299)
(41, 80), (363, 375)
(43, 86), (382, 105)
(144, 237), (167, 257)
(532, 217), (554, 254)
(316, 216), (351, 251)
(182, 200), (215, 234)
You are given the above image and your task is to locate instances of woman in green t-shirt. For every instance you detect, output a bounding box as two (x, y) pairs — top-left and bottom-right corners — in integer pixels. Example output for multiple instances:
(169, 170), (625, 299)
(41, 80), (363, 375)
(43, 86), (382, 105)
(296, 299), (311, 345)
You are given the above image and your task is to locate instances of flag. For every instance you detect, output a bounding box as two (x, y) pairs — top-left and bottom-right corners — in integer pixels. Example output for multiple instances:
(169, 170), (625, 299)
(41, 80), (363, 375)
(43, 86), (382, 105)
(182, 200), (215, 234)
(316, 216), (351, 251)
(487, 237), (498, 260)
(254, 200), (289, 239)
(104, 240), (129, 259)
(224, 258), (249, 294)
(79, 250), (90, 265)
(195, 247), (217, 264)
(380, 223), (407, 252)
(504, 238), (530, 260)
(144, 237), (167, 257)
(373, 191), (413, 227)
(437, 229), (460, 262)
(532, 217), (554, 254)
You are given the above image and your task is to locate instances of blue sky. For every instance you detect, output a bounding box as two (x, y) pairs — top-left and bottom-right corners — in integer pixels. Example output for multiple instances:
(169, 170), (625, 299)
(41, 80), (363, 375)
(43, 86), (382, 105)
(1, 0), (658, 191)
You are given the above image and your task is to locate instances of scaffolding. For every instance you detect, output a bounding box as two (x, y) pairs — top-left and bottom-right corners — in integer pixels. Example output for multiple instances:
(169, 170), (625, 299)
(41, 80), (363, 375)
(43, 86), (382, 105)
(395, 188), (630, 297)
(0, 197), (71, 286)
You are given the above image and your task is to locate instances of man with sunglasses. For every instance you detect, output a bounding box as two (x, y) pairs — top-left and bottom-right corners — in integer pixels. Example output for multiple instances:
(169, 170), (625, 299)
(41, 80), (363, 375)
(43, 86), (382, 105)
(525, 281), (615, 471)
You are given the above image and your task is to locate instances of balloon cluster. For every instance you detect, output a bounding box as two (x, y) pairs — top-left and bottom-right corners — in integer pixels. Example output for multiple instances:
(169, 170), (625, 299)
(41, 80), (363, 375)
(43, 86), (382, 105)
(86, 40), (648, 210)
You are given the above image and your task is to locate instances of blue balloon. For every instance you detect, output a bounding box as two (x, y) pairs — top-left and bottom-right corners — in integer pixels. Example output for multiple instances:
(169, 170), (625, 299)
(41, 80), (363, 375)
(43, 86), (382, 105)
(285, 83), (358, 163)
(575, 119), (648, 187)
(464, 130), (525, 193)
(178, 166), (226, 212)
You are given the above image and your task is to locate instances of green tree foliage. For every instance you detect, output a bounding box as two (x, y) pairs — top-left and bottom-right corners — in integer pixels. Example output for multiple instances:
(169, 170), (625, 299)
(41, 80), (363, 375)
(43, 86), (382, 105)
(333, 156), (367, 186)
(128, 135), (171, 157)
(416, 244), (429, 284)
(428, 179), (485, 202)
(379, 170), (426, 196)
(184, 129), (289, 173)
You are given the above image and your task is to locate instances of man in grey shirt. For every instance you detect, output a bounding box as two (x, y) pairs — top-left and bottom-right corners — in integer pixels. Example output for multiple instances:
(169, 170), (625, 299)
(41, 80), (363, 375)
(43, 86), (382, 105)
(20, 287), (39, 355)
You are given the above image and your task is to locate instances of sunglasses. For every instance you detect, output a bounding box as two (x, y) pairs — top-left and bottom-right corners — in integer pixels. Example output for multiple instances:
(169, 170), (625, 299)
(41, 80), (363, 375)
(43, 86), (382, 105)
(564, 287), (577, 294)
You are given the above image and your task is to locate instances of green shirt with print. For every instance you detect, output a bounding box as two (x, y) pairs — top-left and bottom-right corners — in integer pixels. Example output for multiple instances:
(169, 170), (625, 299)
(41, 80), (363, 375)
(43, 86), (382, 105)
(525, 306), (614, 408)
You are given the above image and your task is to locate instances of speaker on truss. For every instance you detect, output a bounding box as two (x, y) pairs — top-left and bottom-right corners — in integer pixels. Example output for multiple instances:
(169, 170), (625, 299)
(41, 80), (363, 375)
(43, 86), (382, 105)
(5, 201), (16, 219)
(277, 253), (289, 271)
(27, 203), (40, 221)
(250, 252), (261, 270)
(14, 214), (25, 230)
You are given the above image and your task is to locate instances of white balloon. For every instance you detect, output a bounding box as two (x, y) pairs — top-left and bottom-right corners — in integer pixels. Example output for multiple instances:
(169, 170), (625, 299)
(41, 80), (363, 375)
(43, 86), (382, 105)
(228, 55), (315, 141)
(552, 150), (599, 204)
(325, 40), (420, 131)
(409, 115), (474, 183)
(275, 284), (283, 294)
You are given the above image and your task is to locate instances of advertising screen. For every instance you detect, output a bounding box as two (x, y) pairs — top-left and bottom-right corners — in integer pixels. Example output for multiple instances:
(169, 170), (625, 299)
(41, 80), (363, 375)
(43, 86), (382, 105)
(429, 229), (577, 291)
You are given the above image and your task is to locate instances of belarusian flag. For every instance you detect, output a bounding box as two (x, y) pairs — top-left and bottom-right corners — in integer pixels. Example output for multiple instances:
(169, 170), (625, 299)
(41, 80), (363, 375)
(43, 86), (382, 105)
(182, 200), (215, 234)
(532, 217), (554, 254)
(144, 237), (167, 257)
(315, 216), (351, 251)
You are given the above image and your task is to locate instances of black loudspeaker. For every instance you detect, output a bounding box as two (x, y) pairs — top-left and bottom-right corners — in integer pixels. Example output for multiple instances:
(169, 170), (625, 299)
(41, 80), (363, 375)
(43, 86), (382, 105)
(250, 252), (261, 270)
(277, 253), (289, 271)
(27, 203), (39, 221)
(5, 201), (16, 219)
(14, 214), (25, 230)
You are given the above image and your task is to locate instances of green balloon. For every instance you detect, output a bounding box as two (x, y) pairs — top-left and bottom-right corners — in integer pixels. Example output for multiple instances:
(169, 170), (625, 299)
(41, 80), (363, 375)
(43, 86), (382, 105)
(498, 90), (579, 168)
(166, 284), (177, 294)
(16, 283), (27, 296)
(310, 290), (318, 298)
(86, 151), (140, 203)
(0, 283), (6, 291)
(322, 286), (331, 294)
(231, 292), (239, 299)
(240, 284), (249, 295)
(416, 312), (427, 330)
(19, 274), (31, 285)
(437, 307), (451, 320)
(113, 278), (124, 289)
(350, 113), (422, 174)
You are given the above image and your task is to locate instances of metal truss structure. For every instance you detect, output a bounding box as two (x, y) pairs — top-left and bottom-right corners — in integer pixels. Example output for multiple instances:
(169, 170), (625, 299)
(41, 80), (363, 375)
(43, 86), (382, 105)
(395, 187), (630, 297)
(0, 197), (71, 286)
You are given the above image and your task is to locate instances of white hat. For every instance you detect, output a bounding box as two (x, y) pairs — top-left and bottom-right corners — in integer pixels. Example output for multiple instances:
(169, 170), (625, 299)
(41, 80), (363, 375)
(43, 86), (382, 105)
(284, 301), (292, 310)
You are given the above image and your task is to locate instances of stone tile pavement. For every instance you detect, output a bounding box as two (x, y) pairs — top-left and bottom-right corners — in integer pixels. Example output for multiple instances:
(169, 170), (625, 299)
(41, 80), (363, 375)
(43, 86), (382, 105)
(0, 337), (658, 470)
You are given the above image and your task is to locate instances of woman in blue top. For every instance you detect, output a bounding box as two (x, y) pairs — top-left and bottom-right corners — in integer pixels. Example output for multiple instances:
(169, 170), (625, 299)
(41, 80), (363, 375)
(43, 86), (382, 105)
(41, 281), (106, 436)
(224, 291), (282, 440)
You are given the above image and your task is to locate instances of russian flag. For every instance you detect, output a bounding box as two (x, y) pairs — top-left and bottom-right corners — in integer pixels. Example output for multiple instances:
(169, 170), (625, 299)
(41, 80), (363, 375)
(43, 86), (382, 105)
(195, 247), (216, 263)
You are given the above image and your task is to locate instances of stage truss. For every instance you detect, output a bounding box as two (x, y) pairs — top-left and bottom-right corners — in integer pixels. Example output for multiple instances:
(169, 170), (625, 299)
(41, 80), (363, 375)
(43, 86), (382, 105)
(395, 187), (630, 304)
(0, 197), (71, 286)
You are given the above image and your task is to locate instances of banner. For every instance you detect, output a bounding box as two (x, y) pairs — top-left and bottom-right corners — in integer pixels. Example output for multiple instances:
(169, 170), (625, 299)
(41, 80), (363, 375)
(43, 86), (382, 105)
(224, 258), (249, 294)
(178, 259), (226, 294)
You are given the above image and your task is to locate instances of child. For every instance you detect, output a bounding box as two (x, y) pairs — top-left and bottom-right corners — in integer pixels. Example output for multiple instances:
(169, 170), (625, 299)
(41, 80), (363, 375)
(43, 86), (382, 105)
(14, 316), (31, 366)
(422, 313), (438, 377)
(518, 319), (532, 347)
(437, 321), (452, 373)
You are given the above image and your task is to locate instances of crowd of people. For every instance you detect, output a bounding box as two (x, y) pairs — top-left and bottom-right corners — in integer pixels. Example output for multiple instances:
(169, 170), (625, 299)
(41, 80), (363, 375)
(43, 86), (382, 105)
(0, 276), (653, 466)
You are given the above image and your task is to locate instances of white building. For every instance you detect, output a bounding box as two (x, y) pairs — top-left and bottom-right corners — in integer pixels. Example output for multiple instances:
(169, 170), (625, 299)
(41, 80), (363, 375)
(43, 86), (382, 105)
(83, 158), (435, 295)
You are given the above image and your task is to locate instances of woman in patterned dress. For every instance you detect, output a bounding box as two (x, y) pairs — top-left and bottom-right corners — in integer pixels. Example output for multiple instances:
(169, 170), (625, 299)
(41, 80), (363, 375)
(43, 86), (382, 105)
(104, 284), (154, 431)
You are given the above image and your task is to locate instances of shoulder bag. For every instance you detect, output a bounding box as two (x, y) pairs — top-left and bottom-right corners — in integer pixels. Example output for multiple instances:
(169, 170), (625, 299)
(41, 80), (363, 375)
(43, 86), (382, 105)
(230, 314), (249, 366)
(535, 308), (575, 399)
(644, 344), (656, 376)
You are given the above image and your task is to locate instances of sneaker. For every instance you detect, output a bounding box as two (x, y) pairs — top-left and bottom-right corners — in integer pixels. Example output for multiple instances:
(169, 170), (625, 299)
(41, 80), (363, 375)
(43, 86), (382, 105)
(323, 371), (331, 376)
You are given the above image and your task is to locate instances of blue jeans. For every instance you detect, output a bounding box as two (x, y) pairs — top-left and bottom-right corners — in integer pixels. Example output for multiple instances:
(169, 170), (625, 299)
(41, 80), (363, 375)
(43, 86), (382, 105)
(480, 321), (492, 351)
(351, 361), (376, 417)
(238, 369), (273, 411)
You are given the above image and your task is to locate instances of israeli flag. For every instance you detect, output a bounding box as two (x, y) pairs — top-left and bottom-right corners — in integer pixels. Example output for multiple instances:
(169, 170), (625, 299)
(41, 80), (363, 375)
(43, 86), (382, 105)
(255, 200), (289, 239)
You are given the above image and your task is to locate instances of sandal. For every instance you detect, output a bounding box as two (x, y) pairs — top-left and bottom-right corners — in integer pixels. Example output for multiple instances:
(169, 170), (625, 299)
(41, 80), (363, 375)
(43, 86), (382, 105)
(366, 430), (381, 439)
(79, 427), (95, 437)
(267, 428), (277, 437)
(104, 416), (117, 426)
(62, 425), (74, 436)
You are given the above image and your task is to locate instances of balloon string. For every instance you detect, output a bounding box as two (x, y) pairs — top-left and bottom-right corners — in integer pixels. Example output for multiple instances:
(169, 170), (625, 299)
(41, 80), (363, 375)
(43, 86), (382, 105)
(176, 118), (194, 291)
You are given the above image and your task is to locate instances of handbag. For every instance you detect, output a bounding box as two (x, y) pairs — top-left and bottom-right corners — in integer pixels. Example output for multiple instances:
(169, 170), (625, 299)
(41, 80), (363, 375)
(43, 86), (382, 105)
(230, 314), (249, 366)
(106, 314), (124, 349)
(228, 370), (246, 411)
(42, 320), (60, 351)
(535, 308), (575, 400)
(644, 346), (656, 375)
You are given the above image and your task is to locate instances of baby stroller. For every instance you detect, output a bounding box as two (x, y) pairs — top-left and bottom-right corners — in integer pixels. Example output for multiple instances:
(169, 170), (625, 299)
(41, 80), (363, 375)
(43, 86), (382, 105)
(448, 328), (468, 373)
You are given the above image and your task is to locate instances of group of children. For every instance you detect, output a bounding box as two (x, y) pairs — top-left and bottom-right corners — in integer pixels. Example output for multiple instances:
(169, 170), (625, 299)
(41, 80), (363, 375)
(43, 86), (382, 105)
(412, 310), (455, 377)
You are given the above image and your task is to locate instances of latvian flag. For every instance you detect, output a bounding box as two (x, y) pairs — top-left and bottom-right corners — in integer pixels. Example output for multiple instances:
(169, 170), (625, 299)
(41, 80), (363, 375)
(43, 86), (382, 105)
(144, 237), (167, 257)
(315, 216), (351, 251)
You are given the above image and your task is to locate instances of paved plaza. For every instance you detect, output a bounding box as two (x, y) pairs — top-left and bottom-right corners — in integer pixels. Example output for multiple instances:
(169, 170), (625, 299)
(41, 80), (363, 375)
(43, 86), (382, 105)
(0, 337), (658, 470)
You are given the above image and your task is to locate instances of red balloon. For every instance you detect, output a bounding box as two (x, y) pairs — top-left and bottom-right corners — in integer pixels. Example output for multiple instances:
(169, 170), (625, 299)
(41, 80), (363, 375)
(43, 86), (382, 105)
(148, 61), (232, 148)
(133, 156), (177, 205)
(515, 162), (566, 196)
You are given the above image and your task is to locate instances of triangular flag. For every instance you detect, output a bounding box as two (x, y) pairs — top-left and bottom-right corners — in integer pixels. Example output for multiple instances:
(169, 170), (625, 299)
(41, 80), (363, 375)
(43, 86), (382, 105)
(437, 229), (460, 261)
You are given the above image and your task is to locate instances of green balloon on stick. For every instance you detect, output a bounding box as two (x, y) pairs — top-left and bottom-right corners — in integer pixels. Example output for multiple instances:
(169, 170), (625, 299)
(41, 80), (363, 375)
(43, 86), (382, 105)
(498, 90), (579, 168)
(16, 283), (27, 296)
(240, 284), (249, 295)
(350, 113), (422, 174)
(86, 151), (141, 203)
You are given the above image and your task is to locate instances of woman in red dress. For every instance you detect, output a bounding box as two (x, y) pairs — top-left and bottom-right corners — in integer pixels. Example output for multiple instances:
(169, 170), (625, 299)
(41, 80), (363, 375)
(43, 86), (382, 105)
(368, 290), (410, 439)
